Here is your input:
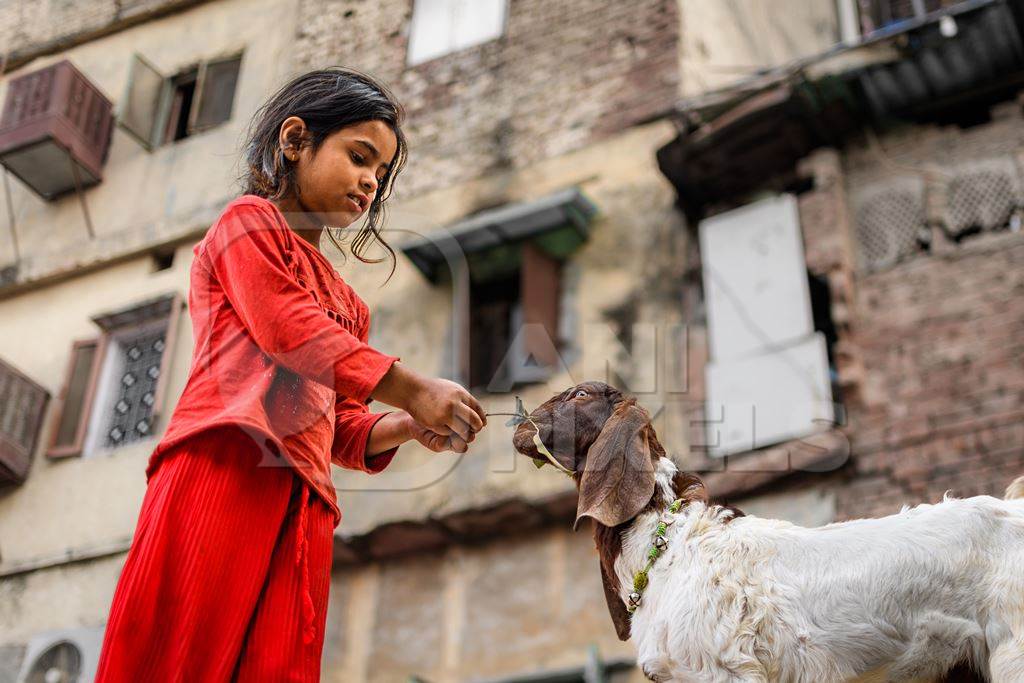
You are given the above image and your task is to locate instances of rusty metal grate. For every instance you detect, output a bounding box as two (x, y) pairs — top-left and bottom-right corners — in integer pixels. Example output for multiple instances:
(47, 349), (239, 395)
(854, 178), (927, 272)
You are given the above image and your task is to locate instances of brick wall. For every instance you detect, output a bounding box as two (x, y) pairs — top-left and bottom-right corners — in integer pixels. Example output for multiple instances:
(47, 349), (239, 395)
(292, 0), (680, 198)
(793, 112), (1024, 520)
(839, 231), (1024, 517)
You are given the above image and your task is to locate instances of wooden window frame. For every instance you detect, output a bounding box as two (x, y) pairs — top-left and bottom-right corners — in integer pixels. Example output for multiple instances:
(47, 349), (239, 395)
(46, 336), (109, 459)
(46, 292), (183, 459)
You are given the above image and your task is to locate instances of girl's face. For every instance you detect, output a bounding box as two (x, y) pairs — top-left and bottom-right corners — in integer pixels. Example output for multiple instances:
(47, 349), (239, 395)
(281, 118), (398, 229)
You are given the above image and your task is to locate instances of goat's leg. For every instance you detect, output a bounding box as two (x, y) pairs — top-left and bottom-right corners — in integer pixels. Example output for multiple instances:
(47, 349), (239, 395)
(885, 612), (984, 682)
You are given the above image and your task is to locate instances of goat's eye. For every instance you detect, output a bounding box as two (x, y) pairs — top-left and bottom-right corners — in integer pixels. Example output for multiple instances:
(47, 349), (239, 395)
(574, 390), (589, 399)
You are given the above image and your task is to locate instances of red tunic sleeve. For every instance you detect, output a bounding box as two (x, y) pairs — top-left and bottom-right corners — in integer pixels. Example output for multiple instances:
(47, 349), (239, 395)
(331, 396), (398, 473)
(331, 295), (399, 473)
(199, 200), (398, 403)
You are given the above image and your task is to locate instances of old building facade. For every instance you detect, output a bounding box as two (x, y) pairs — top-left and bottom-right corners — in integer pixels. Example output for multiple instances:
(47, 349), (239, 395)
(0, 0), (1021, 681)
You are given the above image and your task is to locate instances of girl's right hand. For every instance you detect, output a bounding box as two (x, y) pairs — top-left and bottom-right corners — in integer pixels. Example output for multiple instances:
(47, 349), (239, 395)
(371, 363), (486, 447)
(407, 377), (486, 450)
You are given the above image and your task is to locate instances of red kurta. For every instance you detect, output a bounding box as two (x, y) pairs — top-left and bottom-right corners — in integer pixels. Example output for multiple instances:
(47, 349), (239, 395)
(150, 194), (401, 527)
(97, 195), (402, 681)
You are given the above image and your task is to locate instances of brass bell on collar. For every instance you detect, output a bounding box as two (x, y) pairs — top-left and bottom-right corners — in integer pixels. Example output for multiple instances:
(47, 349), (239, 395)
(654, 536), (668, 550)
(628, 591), (642, 607)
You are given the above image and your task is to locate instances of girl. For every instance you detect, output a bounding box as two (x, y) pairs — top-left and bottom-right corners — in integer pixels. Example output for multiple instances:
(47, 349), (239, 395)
(95, 68), (486, 682)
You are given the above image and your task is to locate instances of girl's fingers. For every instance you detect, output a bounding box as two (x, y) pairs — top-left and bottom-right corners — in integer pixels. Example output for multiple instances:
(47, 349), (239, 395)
(446, 434), (468, 453)
(455, 403), (484, 433)
(446, 418), (471, 442)
(462, 392), (486, 427)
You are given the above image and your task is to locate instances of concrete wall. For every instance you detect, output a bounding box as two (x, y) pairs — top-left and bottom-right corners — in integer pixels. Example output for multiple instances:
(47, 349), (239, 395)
(1, 0), (215, 68)
(678, 0), (840, 98)
(323, 526), (642, 682)
(0, 0), (298, 285)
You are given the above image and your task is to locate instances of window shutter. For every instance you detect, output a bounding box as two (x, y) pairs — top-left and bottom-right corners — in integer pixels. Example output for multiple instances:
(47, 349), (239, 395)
(47, 338), (106, 459)
(0, 357), (50, 484)
(119, 54), (168, 150)
(519, 242), (561, 368)
(189, 55), (242, 134)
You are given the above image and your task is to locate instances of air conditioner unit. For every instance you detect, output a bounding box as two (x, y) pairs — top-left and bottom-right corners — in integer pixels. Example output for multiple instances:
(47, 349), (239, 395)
(16, 626), (105, 683)
(0, 60), (114, 200)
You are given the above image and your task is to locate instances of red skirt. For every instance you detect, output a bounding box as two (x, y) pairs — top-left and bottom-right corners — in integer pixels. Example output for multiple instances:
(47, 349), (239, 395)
(95, 425), (334, 682)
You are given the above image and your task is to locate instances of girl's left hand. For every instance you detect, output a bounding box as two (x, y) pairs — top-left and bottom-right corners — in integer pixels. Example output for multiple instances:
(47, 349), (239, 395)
(406, 415), (472, 453)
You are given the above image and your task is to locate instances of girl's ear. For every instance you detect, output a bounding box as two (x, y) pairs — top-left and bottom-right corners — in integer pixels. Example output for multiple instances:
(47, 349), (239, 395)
(278, 116), (307, 159)
(574, 401), (657, 530)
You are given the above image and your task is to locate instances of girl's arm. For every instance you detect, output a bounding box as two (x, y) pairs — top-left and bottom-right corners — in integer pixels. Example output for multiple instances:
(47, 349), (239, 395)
(364, 411), (412, 457)
(364, 411), (455, 456)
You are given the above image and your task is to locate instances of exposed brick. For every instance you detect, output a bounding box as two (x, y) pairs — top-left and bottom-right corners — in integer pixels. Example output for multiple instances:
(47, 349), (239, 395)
(291, 0), (680, 198)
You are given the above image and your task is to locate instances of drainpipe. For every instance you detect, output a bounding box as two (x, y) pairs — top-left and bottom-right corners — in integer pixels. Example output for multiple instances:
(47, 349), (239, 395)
(836, 0), (862, 44)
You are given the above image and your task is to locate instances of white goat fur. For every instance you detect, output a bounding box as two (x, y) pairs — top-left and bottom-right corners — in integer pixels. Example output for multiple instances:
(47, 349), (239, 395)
(616, 460), (1024, 682)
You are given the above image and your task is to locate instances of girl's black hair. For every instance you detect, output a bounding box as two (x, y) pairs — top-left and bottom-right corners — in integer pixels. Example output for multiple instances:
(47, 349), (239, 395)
(240, 67), (408, 277)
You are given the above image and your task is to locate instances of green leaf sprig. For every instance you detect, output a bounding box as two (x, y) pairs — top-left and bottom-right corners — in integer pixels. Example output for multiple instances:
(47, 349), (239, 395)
(488, 396), (575, 478)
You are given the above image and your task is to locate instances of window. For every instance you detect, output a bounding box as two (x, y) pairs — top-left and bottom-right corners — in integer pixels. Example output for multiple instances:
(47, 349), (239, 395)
(468, 243), (562, 391)
(119, 53), (243, 149)
(398, 189), (596, 392)
(699, 194), (834, 457)
(407, 0), (507, 65)
(47, 293), (183, 459)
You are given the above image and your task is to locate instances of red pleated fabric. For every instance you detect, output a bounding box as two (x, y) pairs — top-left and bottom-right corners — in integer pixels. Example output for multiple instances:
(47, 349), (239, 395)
(95, 425), (334, 683)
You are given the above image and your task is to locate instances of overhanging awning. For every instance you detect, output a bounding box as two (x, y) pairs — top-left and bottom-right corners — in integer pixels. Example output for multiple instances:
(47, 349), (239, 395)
(399, 188), (598, 283)
(656, 0), (1024, 212)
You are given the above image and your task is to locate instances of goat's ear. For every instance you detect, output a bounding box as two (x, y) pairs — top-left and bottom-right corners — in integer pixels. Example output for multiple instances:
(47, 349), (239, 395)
(575, 401), (656, 530)
(600, 560), (632, 641)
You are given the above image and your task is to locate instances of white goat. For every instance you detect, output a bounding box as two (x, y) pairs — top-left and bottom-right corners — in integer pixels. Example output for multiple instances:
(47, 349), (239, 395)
(513, 382), (1024, 683)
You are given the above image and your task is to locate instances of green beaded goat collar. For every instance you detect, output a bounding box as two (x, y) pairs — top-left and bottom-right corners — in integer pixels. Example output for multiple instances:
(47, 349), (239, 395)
(626, 498), (684, 614)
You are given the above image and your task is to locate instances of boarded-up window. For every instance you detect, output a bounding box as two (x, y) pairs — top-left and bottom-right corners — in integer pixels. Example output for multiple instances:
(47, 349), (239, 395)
(699, 195), (834, 457)
(408, 0), (507, 65)
(47, 338), (104, 458)
(191, 55), (242, 132)
(0, 357), (50, 483)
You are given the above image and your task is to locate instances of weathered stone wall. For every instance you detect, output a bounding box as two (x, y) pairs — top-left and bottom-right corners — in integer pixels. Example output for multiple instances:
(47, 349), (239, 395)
(790, 106), (1024, 520)
(0, 0), (215, 70)
(291, 0), (681, 199)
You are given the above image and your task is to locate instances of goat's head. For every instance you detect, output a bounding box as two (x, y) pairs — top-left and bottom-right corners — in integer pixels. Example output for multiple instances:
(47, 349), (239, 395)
(512, 381), (661, 531)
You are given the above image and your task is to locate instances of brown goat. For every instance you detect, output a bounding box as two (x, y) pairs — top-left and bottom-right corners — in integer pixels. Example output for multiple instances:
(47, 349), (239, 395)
(512, 381), (724, 641)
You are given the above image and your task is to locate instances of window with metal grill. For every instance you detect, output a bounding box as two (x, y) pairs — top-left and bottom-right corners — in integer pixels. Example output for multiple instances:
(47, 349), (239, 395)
(47, 293), (183, 459)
